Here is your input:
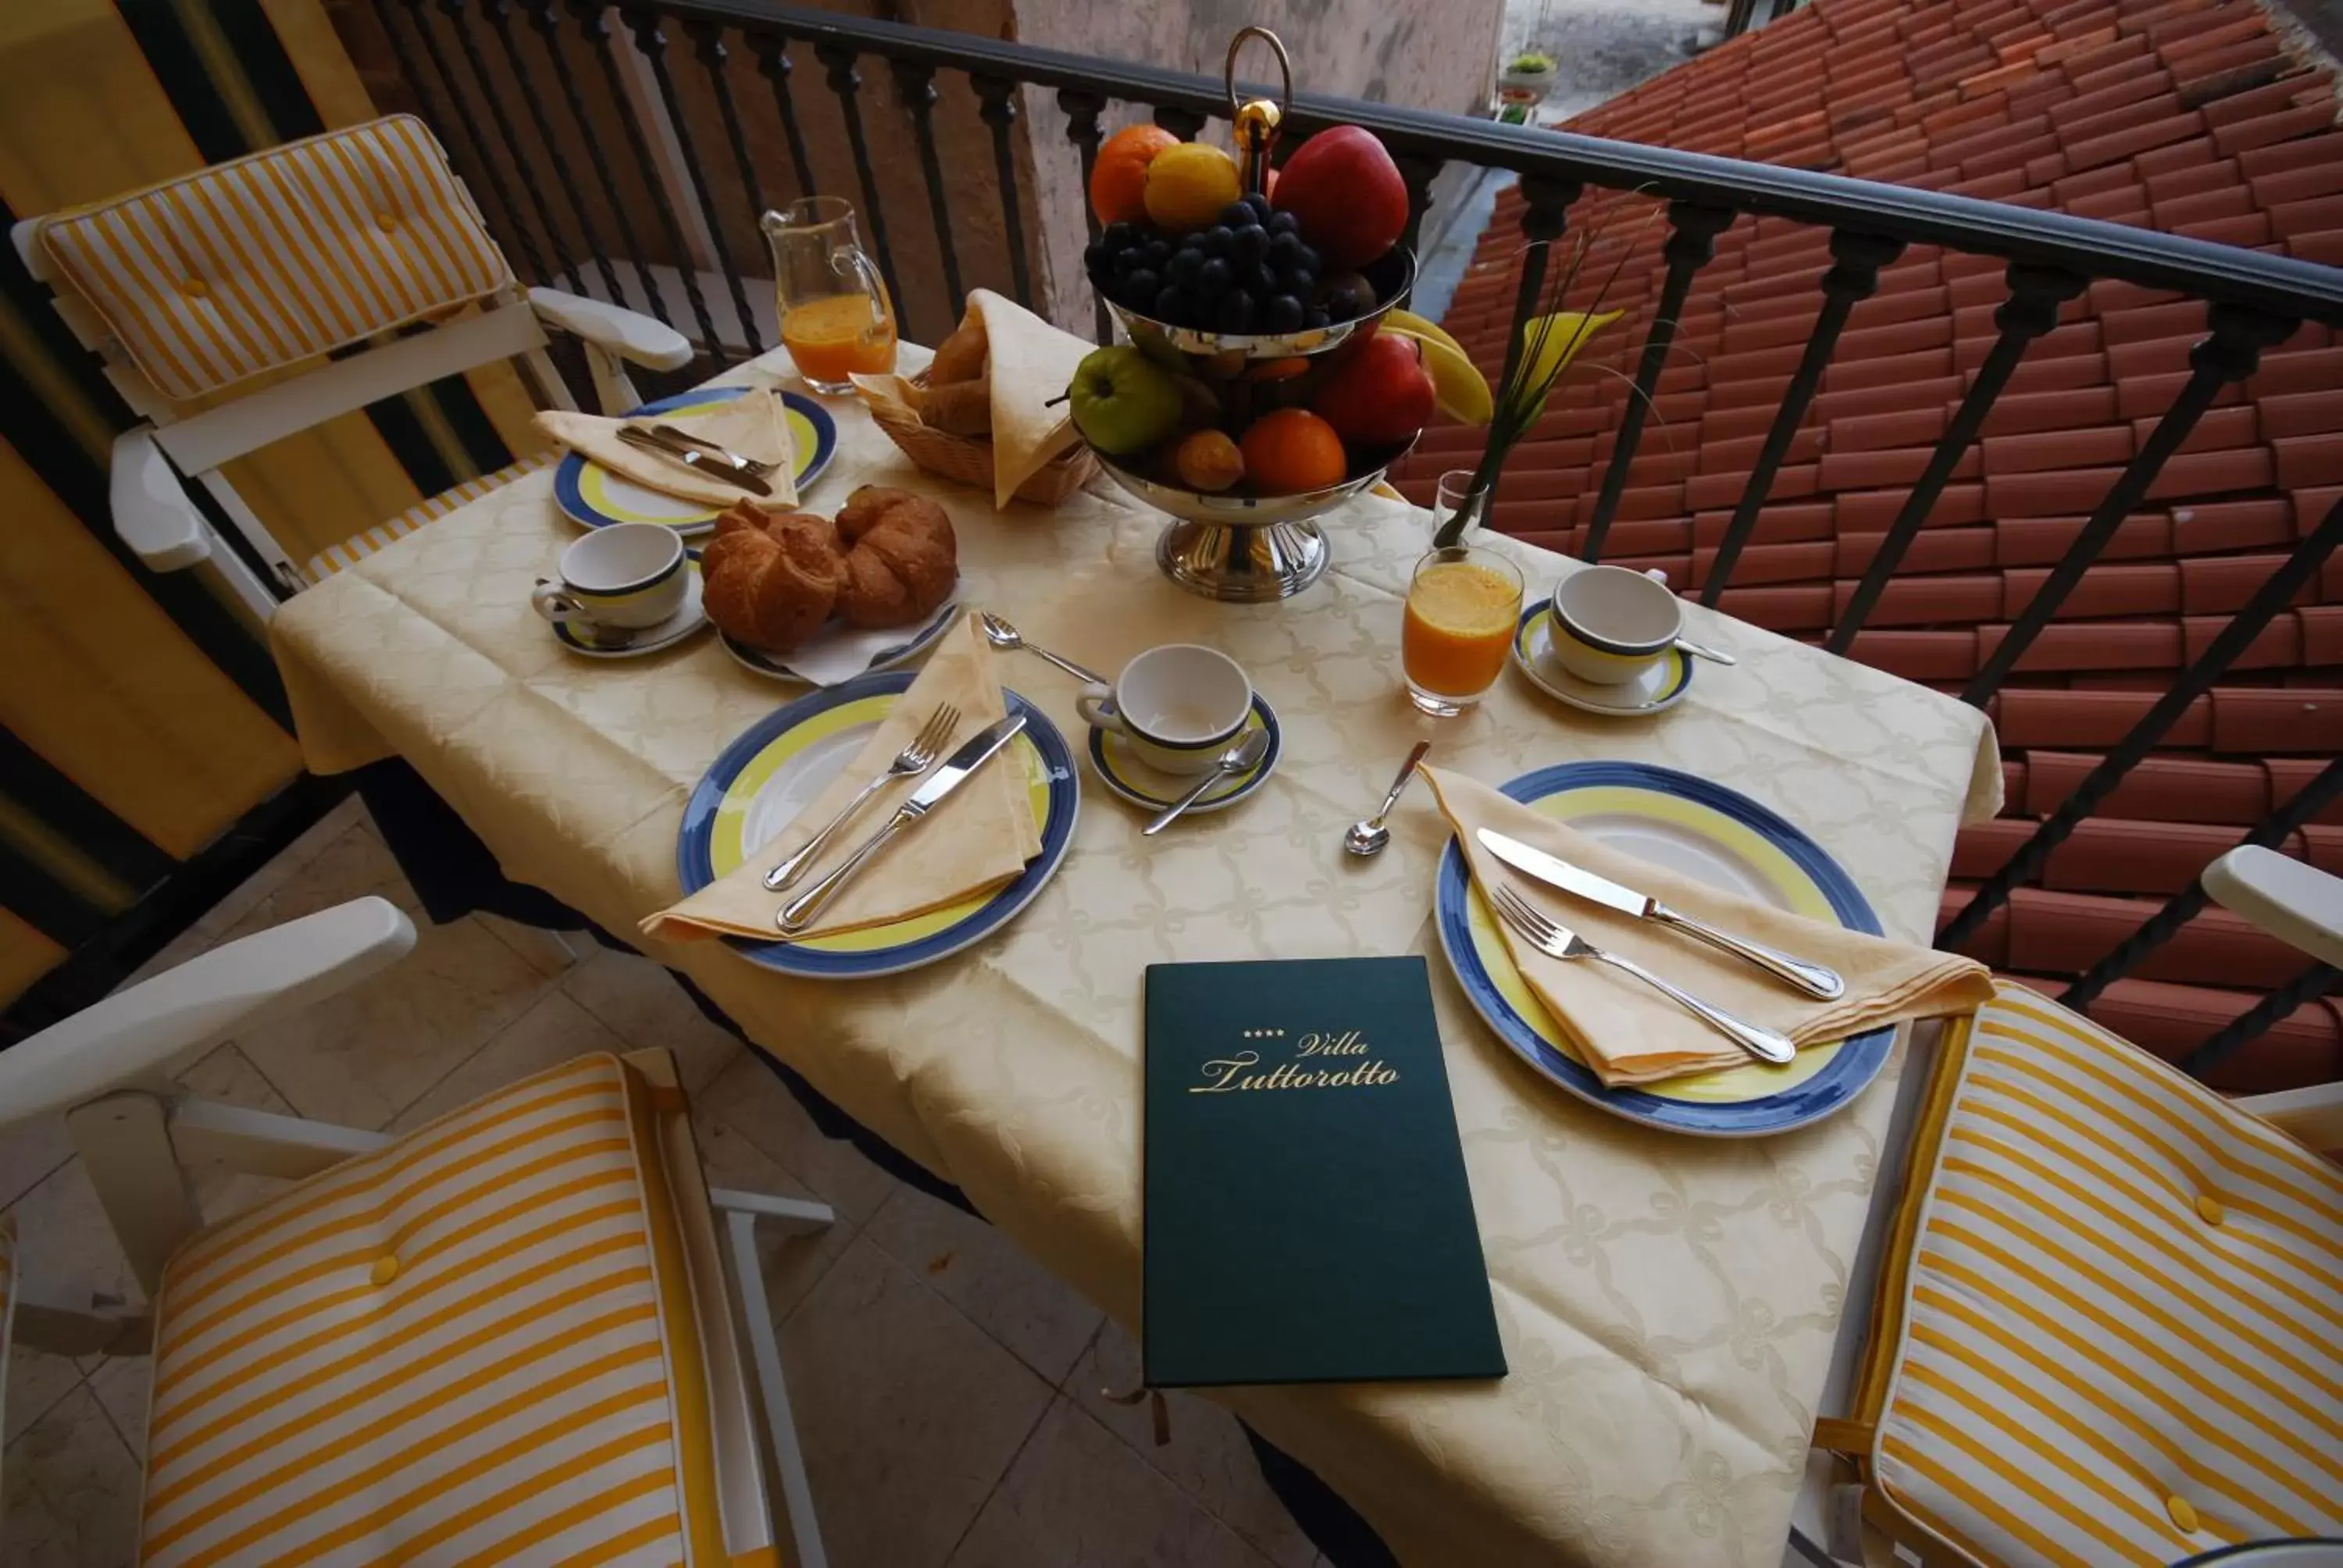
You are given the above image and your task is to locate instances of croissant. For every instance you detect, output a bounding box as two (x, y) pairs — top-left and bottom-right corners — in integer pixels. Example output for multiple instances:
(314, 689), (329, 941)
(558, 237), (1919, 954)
(701, 505), (843, 650)
(833, 486), (958, 629)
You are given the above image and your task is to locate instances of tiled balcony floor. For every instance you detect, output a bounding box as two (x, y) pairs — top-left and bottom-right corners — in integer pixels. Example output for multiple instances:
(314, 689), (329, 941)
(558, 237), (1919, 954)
(0, 797), (1325, 1568)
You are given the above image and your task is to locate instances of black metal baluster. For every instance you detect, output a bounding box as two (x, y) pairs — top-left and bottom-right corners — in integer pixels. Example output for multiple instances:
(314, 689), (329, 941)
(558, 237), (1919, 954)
(2063, 757), (2343, 1011)
(520, 0), (670, 324)
(687, 20), (778, 349)
(1701, 230), (1902, 605)
(1394, 152), (1442, 264)
(2183, 964), (2338, 1078)
(390, 0), (551, 281)
(438, 0), (575, 288)
(815, 43), (904, 317)
(1494, 176), (1582, 412)
(1058, 89), (1109, 343)
(747, 30), (819, 200)
(894, 60), (964, 310)
(571, 0), (722, 349)
(1828, 264), (2084, 650)
(1962, 304), (2297, 704)
(1153, 105), (1207, 141)
(1940, 491), (2343, 950)
(622, 8), (761, 356)
(1580, 201), (1731, 563)
(485, 0), (625, 303)
(972, 76), (1033, 309)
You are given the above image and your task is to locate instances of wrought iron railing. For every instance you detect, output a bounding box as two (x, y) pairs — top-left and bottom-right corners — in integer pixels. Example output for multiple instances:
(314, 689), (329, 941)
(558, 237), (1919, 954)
(372, 0), (2343, 1071)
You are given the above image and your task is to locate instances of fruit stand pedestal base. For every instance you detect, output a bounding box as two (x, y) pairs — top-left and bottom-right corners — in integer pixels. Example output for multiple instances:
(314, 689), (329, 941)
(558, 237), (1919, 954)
(1156, 517), (1331, 602)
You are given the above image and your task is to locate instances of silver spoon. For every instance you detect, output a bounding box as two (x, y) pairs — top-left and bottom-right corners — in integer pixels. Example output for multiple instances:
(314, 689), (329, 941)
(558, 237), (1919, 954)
(1674, 635), (1735, 666)
(978, 611), (1106, 685)
(1344, 740), (1432, 857)
(1143, 729), (1272, 836)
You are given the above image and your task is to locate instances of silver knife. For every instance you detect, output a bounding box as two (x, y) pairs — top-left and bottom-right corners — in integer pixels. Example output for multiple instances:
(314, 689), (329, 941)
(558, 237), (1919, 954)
(777, 713), (1027, 932)
(1475, 828), (1846, 1000)
(616, 426), (772, 497)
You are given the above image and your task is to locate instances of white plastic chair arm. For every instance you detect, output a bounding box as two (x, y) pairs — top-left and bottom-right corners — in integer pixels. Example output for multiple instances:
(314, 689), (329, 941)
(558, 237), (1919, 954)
(112, 426), (209, 571)
(2234, 1082), (2343, 1152)
(528, 287), (693, 371)
(0, 897), (415, 1126)
(2200, 845), (2343, 969)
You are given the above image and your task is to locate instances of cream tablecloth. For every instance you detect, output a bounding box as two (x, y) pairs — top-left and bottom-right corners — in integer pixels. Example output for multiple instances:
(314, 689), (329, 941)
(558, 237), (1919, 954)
(270, 350), (1999, 1568)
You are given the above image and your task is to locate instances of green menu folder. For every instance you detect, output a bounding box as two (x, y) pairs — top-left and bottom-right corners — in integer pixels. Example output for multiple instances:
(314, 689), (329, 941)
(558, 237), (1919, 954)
(1142, 956), (1507, 1388)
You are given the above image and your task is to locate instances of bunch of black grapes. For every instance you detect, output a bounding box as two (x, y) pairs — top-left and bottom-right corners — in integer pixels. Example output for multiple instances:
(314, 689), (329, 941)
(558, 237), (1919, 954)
(1083, 196), (1373, 334)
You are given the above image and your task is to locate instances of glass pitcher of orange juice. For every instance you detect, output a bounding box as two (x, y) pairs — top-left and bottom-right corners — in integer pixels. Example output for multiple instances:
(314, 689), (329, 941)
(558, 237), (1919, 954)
(761, 197), (897, 394)
(1402, 544), (1523, 716)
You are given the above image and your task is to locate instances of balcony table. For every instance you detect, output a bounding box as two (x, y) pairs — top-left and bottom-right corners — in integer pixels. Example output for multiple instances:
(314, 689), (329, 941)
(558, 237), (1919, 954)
(269, 345), (2000, 1568)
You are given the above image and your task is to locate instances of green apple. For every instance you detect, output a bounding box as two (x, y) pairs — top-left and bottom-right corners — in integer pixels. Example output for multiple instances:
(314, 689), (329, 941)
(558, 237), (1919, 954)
(1068, 345), (1184, 457)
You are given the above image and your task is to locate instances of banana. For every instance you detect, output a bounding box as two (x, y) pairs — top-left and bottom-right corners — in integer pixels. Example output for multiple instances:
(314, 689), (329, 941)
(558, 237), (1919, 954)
(1384, 323), (1493, 426)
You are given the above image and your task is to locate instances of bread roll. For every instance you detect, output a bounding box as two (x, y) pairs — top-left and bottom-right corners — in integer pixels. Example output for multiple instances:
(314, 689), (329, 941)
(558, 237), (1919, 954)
(833, 486), (958, 629)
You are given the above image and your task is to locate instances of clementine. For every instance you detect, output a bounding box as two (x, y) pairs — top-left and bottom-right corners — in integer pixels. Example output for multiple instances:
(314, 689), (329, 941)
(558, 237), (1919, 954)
(1241, 409), (1348, 494)
(1089, 124), (1178, 227)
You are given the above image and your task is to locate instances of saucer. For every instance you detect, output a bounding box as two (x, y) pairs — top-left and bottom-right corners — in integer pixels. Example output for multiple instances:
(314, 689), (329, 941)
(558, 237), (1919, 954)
(1088, 693), (1281, 816)
(1511, 599), (1693, 715)
(719, 598), (961, 685)
(551, 561), (708, 658)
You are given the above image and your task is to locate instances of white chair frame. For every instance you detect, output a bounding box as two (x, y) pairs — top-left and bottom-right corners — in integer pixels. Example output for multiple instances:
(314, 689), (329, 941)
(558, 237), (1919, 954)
(0, 897), (834, 1568)
(10, 211), (694, 622)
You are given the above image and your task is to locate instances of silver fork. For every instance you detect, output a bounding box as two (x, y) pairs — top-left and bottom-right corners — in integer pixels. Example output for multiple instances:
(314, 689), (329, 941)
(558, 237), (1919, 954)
(763, 704), (960, 891)
(1489, 882), (1796, 1065)
(649, 422), (779, 477)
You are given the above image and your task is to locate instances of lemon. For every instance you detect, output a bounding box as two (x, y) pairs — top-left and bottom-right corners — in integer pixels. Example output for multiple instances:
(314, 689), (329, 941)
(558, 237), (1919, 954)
(1143, 143), (1242, 233)
(1383, 324), (1493, 426)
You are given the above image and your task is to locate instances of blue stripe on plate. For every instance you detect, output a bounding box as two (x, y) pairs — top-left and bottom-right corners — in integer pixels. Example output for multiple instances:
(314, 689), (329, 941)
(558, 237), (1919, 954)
(1434, 759), (1894, 1138)
(676, 669), (1079, 978)
(555, 385), (838, 530)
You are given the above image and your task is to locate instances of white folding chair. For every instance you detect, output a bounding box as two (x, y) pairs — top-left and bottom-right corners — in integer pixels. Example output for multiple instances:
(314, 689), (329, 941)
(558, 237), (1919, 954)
(0, 897), (834, 1566)
(12, 113), (693, 618)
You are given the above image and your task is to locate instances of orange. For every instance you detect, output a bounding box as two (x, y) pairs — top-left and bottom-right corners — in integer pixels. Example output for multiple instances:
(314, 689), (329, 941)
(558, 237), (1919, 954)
(1240, 409), (1347, 494)
(1090, 124), (1178, 227)
(1143, 143), (1243, 233)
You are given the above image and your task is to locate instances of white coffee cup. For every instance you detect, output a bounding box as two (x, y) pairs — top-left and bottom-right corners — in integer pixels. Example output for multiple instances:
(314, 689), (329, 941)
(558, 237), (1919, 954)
(1546, 565), (1683, 685)
(531, 522), (687, 633)
(1076, 644), (1252, 775)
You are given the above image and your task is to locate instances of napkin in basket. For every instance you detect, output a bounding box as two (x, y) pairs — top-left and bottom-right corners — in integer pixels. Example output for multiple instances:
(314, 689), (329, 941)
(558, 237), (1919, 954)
(536, 387), (798, 510)
(642, 615), (1040, 943)
(1423, 767), (1992, 1087)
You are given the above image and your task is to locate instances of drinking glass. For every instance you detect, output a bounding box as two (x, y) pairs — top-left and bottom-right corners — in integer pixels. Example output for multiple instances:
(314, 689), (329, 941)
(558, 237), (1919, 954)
(760, 197), (897, 394)
(1431, 469), (1485, 538)
(1402, 543), (1523, 716)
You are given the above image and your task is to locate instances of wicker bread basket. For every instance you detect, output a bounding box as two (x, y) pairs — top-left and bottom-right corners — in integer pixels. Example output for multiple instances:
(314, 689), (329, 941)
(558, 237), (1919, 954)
(865, 370), (1097, 507)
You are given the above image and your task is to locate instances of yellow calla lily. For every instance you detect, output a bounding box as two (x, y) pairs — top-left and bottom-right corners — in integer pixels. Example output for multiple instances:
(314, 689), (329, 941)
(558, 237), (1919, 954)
(1506, 308), (1624, 426)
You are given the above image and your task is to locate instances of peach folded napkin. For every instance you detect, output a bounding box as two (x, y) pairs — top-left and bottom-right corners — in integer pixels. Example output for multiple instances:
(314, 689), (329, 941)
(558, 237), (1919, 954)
(535, 386), (798, 510)
(641, 615), (1040, 943)
(1423, 766), (1992, 1086)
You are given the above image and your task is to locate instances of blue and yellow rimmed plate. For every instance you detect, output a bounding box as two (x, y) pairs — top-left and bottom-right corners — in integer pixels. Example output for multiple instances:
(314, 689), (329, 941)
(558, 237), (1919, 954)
(1087, 694), (1281, 817)
(676, 671), (1079, 979)
(1434, 760), (1893, 1137)
(1511, 599), (1693, 716)
(555, 385), (837, 536)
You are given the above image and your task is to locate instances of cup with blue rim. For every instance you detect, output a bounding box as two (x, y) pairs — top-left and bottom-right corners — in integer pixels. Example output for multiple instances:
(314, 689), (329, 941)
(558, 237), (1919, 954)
(1546, 564), (1682, 685)
(1076, 644), (1253, 776)
(531, 522), (688, 638)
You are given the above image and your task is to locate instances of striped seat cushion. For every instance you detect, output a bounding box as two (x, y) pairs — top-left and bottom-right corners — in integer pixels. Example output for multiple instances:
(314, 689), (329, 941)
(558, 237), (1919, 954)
(303, 449), (555, 584)
(140, 1054), (730, 1566)
(38, 115), (512, 403)
(1869, 982), (2343, 1567)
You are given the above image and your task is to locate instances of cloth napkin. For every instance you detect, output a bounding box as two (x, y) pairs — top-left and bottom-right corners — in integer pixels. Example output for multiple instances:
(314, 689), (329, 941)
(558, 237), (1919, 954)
(1423, 766), (1992, 1086)
(642, 615), (1040, 943)
(536, 387), (798, 510)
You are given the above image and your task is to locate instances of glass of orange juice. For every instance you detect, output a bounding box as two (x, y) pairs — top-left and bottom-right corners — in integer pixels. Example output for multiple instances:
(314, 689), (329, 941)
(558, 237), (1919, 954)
(760, 197), (897, 394)
(1402, 544), (1524, 716)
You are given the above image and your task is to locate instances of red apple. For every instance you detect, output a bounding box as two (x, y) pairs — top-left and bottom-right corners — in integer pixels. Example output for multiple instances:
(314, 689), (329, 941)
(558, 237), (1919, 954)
(1271, 126), (1407, 270)
(1311, 333), (1435, 450)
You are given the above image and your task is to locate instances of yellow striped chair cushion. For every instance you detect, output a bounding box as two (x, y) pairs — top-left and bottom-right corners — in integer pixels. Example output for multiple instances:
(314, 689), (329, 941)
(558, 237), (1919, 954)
(1868, 982), (2343, 1567)
(302, 449), (556, 585)
(38, 115), (512, 404)
(140, 1054), (729, 1566)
